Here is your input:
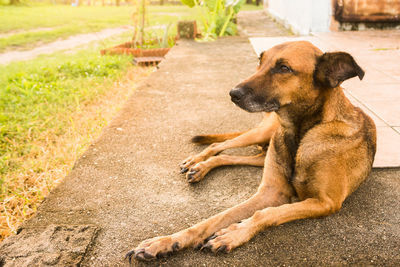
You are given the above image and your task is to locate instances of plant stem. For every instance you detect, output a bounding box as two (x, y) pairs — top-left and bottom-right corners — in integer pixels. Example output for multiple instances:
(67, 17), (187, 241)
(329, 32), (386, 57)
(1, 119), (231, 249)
(219, 6), (234, 37)
(209, 0), (220, 36)
(140, 0), (145, 46)
(194, 0), (209, 32)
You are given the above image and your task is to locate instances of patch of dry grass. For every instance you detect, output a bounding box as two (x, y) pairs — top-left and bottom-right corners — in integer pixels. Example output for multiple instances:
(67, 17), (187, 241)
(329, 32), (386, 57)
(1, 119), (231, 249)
(0, 66), (154, 241)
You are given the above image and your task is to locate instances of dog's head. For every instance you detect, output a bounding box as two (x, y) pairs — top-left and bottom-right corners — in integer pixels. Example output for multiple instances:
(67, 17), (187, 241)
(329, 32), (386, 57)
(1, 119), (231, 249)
(230, 41), (364, 113)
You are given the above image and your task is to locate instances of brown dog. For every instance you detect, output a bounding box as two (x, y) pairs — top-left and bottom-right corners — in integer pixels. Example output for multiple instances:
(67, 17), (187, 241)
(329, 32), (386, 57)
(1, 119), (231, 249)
(126, 41), (376, 262)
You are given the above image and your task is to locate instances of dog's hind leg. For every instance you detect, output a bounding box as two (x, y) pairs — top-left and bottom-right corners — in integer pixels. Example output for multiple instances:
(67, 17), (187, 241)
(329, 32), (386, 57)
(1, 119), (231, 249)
(180, 112), (279, 175)
(186, 153), (266, 183)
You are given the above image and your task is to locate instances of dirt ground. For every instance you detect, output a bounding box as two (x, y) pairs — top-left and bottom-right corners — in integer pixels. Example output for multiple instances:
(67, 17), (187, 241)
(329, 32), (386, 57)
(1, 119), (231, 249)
(1, 11), (400, 267)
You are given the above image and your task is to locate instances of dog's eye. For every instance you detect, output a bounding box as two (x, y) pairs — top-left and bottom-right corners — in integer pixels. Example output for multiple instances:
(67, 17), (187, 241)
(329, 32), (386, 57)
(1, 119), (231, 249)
(279, 65), (292, 73)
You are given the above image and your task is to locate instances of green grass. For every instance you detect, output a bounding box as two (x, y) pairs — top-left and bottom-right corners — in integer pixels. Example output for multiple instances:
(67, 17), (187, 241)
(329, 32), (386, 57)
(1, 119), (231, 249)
(0, 29), (157, 239)
(0, 49), (131, 177)
(0, 38), (148, 239)
(0, 4), (260, 51)
(0, 5), (197, 51)
(0, 6), (132, 51)
(0, 6), (134, 33)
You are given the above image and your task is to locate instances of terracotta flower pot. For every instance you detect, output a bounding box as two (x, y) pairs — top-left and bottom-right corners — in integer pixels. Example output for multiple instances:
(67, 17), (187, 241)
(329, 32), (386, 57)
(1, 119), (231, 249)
(100, 41), (170, 57)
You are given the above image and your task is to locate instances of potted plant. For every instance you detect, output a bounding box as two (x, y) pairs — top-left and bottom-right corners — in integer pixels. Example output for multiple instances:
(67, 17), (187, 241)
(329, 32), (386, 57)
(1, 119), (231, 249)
(181, 0), (245, 41)
(101, 0), (173, 60)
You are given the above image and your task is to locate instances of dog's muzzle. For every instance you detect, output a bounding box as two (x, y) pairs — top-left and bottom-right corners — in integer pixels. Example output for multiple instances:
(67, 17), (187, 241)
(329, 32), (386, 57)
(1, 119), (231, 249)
(230, 86), (280, 113)
(229, 87), (246, 105)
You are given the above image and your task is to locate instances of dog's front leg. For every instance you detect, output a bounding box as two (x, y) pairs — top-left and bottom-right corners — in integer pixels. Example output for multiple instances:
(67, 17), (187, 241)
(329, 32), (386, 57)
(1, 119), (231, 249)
(180, 112), (279, 175)
(186, 153), (266, 183)
(127, 181), (291, 261)
(203, 197), (339, 253)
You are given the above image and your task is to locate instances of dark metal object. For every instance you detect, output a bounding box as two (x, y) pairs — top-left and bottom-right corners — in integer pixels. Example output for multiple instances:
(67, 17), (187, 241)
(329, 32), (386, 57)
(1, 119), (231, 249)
(334, 0), (400, 22)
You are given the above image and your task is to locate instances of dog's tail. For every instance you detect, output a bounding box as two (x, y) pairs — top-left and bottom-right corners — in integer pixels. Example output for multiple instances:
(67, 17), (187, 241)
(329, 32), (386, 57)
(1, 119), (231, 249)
(191, 132), (245, 144)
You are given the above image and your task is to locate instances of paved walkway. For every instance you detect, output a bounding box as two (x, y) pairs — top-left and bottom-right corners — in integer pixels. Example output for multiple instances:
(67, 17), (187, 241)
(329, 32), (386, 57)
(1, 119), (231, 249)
(237, 10), (291, 37)
(1, 10), (400, 267)
(0, 27), (130, 65)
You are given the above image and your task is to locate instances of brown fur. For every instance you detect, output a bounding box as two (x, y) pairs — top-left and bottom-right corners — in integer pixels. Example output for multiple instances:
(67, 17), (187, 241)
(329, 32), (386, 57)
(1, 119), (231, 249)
(191, 132), (246, 145)
(127, 41), (376, 262)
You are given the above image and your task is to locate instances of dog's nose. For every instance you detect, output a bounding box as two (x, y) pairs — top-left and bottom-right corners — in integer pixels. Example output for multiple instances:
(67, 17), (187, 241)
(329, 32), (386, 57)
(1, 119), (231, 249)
(230, 87), (245, 103)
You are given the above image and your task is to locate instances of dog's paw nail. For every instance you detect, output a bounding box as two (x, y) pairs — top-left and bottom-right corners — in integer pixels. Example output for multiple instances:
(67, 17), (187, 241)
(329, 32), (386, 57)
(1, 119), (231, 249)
(125, 250), (135, 264)
(201, 243), (213, 251)
(204, 234), (217, 242)
(194, 243), (203, 250)
(187, 171), (199, 183)
(216, 245), (228, 254)
(134, 250), (155, 261)
(125, 250), (134, 259)
(187, 170), (198, 177)
(172, 242), (180, 251)
(180, 167), (188, 174)
(156, 252), (166, 259)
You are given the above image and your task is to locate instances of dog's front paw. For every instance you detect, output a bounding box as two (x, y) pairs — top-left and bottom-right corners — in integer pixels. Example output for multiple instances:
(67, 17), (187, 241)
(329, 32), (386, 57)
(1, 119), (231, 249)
(126, 236), (180, 262)
(180, 155), (206, 174)
(201, 222), (252, 253)
(186, 162), (210, 183)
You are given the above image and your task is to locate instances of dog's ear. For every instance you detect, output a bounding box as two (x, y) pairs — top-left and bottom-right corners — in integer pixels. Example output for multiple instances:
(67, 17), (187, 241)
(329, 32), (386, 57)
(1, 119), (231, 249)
(314, 52), (365, 88)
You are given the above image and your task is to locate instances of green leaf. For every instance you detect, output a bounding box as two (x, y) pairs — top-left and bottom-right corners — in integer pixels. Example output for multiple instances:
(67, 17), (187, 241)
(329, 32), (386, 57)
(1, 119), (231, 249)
(180, 0), (196, 8)
(204, 0), (217, 12)
(226, 0), (245, 13)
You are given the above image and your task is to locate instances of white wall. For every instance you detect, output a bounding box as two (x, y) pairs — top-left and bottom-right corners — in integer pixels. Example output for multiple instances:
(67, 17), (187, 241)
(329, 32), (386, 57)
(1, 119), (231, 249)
(266, 0), (332, 35)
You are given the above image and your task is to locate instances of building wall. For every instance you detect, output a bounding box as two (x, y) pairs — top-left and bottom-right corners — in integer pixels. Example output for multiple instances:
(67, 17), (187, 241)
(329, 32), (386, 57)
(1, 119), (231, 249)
(266, 0), (332, 35)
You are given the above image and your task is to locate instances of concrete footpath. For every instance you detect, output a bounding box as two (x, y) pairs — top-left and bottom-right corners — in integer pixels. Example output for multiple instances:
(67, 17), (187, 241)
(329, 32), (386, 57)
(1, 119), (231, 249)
(1, 12), (400, 267)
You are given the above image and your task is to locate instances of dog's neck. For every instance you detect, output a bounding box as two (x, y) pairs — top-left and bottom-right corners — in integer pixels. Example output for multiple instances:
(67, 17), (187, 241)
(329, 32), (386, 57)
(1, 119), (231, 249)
(320, 87), (354, 123)
(274, 94), (325, 183)
(273, 87), (348, 183)
(276, 87), (351, 132)
(276, 95), (324, 138)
